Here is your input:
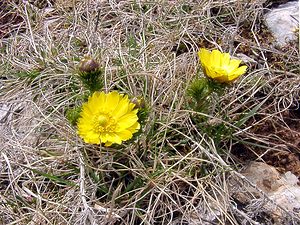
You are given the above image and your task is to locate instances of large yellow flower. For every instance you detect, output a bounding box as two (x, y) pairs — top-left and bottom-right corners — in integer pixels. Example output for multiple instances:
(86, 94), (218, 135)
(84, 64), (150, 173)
(198, 48), (247, 83)
(77, 91), (140, 146)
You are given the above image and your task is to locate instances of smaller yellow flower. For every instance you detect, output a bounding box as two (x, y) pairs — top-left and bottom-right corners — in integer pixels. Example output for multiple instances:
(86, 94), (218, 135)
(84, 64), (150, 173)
(77, 91), (140, 146)
(198, 48), (247, 83)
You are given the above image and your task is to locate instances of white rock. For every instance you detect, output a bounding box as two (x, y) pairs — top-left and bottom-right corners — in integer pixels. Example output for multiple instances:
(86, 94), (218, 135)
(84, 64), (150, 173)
(280, 171), (299, 186)
(270, 185), (300, 210)
(264, 1), (299, 46)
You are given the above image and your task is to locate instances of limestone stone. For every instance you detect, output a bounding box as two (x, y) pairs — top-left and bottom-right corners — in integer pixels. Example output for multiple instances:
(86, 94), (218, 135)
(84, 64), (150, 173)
(264, 1), (299, 46)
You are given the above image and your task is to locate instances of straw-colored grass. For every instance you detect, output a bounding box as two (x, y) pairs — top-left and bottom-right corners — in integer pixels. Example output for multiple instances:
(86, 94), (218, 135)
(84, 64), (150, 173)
(0, 0), (299, 224)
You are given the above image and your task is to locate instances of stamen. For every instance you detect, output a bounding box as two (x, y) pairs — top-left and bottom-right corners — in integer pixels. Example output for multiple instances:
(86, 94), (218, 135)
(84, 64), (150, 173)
(93, 113), (116, 133)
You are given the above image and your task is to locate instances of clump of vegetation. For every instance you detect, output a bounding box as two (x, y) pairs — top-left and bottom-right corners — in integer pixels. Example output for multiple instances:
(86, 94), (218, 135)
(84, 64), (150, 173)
(0, 1), (299, 224)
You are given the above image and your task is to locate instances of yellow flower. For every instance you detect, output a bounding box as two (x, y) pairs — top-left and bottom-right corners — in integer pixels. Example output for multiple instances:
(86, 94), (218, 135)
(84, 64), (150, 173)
(198, 48), (247, 83)
(77, 91), (140, 146)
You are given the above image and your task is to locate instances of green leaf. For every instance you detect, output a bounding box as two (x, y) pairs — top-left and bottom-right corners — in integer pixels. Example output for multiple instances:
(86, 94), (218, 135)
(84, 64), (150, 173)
(235, 98), (268, 127)
(27, 168), (77, 187)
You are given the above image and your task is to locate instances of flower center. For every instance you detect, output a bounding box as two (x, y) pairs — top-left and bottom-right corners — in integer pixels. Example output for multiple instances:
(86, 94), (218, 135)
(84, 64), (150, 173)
(97, 114), (109, 126)
(93, 113), (116, 133)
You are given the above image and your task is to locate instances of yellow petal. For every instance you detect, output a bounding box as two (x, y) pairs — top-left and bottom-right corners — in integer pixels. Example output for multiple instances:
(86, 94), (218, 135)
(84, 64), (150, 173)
(198, 48), (211, 66)
(213, 75), (229, 83)
(221, 52), (230, 66)
(81, 103), (94, 116)
(82, 132), (101, 144)
(106, 91), (120, 113)
(208, 68), (225, 79)
(100, 133), (108, 143)
(89, 91), (106, 112)
(116, 130), (133, 141)
(128, 122), (140, 133)
(112, 96), (130, 119)
(117, 111), (139, 130)
(228, 65), (247, 81)
(228, 59), (241, 72)
(104, 141), (113, 146)
(211, 50), (222, 67)
(106, 133), (122, 145)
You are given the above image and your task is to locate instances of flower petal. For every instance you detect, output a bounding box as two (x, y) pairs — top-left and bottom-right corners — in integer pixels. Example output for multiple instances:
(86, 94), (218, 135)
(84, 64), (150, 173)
(208, 67), (226, 79)
(106, 91), (121, 113)
(117, 111), (139, 130)
(228, 59), (241, 72)
(221, 52), (230, 66)
(228, 65), (247, 81)
(116, 130), (133, 141)
(88, 91), (106, 112)
(198, 48), (211, 67)
(106, 133), (122, 145)
(211, 50), (222, 67)
(81, 132), (100, 144)
(213, 75), (229, 83)
(128, 122), (140, 133)
(104, 141), (113, 147)
(112, 95), (130, 119)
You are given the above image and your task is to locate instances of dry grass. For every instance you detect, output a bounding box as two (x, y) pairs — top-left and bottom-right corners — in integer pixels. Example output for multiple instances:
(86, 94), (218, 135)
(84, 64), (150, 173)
(0, 0), (299, 224)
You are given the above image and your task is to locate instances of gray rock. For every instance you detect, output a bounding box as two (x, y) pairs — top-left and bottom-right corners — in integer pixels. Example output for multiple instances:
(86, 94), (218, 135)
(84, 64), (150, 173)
(230, 161), (300, 224)
(264, 1), (299, 46)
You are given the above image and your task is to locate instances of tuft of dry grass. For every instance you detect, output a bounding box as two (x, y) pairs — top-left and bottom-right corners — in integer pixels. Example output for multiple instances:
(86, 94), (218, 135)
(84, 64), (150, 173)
(0, 0), (299, 224)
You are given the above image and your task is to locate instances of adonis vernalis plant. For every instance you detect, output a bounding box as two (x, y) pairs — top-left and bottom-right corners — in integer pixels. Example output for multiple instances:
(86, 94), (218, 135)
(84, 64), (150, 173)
(187, 48), (248, 139)
(77, 91), (140, 146)
(198, 48), (247, 83)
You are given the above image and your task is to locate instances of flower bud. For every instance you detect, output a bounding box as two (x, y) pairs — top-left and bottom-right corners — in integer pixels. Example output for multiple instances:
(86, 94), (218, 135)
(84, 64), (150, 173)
(131, 97), (146, 109)
(78, 56), (100, 73)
